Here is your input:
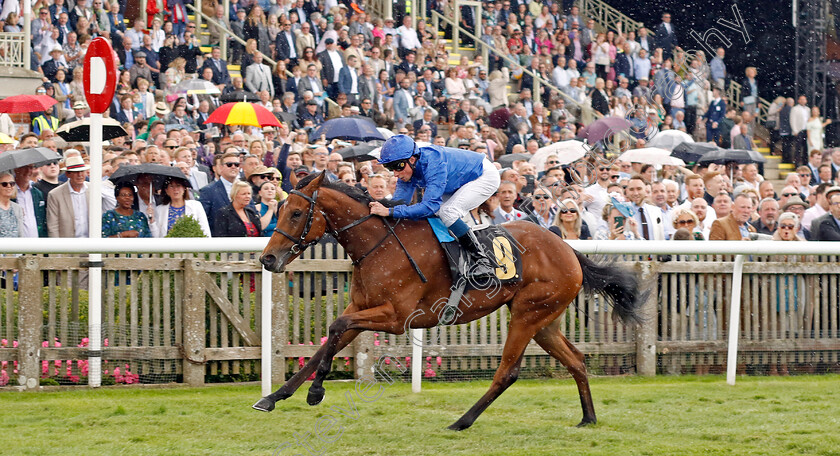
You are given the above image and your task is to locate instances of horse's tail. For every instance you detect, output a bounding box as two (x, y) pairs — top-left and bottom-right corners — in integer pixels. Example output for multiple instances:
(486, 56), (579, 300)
(573, 250), (648, 325)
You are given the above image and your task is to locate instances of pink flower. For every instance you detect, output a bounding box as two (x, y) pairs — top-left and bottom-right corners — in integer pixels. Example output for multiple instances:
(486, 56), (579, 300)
(1, 339), (7, 347)
(424, 368), (437, 378)
(41, 341), (49, 348)
(374, 339), (380, 346)
(0, 369), (8, 386)
(320, 336), (328, 345)
(68, 375), (80, 383)
(12, 340), (18, 348)
(436, 357), (442, 366)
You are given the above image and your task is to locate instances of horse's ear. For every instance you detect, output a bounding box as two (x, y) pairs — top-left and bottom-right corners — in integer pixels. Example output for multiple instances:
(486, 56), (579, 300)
(310, 170), (327, 189)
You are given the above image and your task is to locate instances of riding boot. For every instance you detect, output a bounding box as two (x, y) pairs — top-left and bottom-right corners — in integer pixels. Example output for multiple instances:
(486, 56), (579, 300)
(457, 230), (495, 278)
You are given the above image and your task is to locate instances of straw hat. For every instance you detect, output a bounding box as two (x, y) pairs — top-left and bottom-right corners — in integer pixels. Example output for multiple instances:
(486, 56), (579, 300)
(61, 155), (90, 172)
(154, 101), (170, 117)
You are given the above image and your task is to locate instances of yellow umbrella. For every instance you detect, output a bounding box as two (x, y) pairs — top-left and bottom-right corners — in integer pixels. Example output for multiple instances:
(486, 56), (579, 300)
(0, 133), (14, 144)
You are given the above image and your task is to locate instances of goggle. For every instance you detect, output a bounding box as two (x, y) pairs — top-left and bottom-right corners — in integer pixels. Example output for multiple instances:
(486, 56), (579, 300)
(384, 160), (408, 172)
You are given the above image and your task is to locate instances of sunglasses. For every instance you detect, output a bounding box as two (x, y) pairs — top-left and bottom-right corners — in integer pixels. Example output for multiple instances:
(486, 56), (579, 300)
(559, 208), (578, 214)
(782, 192), (797, 197)
(676, 219), (695, 226)
(779, 224), (796, 230)
(384, 160), (408, 172)
(547, 160), (559, 165)
(599, 167), (610, 171)
(164, 145), (177, 149)
(0, 182), (14, 188)
(223, 162), (240, 167)
(610, 175), (621, 179)
(533, 194), (552, 200)
(264, 176), (279, 181)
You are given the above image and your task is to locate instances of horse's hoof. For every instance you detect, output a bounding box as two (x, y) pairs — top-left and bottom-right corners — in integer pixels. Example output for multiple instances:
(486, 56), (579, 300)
(446, 420), (472, 431)
(307, 386), (325, 406)
(252, 397), (276, 412)
(576, 417), (597, 427)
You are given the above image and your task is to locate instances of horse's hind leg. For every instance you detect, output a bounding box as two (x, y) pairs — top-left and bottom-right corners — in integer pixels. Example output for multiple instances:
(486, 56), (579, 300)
(533, 320), (596, 426)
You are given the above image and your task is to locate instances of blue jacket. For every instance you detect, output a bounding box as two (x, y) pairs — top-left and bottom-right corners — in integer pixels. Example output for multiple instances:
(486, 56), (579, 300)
(390, 145), (485, 220)
(199, 179), (232, 236)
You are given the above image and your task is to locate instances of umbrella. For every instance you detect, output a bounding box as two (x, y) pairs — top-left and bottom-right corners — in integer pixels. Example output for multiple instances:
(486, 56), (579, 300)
(577, 117), (631, 143)
(377, 127), (394, 139)
(309, 117), (385, 142)
(697, 148), (766, 165)
(671, 142), (719, 163)
(619, 147), (685, 166)
(174, 79), (221, 95)
(0, 133), (14, 144)
(205, 102), (282, 128)
(531, 140), (590, 170)
(0, 94), (57, 113)
(488, 108), (511, 129)
(56, 117), (128, 142)
(337, 142), (379, 162)
(274, 111), (296, 127)
(497, 153), (532, 168)
(645, 129), (694, 151)
(219, 91), (261, 103)
(110, 164), (192, 189)
(0, 147), (62, 173)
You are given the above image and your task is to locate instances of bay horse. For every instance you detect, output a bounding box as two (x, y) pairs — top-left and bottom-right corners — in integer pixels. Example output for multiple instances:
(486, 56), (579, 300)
(255, 172), (646, 430)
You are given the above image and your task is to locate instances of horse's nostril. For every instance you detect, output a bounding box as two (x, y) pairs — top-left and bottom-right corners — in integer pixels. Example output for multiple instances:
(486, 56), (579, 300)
(261, 254), (276, 269)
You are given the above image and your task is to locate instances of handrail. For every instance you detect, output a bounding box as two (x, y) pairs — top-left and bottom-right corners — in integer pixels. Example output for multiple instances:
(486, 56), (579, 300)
(578, 0), (645, 34)
(430, 10), (601, 121)
(727, 79), (772, 123)
(186, 4), (339, 112)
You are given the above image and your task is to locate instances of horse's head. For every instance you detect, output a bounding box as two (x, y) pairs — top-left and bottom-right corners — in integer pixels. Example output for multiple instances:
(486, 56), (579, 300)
(260, 171), (329, 272)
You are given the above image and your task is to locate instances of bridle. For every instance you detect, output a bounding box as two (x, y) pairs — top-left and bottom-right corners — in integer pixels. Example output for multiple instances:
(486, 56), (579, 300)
(271, 187), (427, 282)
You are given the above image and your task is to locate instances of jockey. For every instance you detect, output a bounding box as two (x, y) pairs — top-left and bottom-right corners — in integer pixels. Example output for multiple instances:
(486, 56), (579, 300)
(369, 135), (501, 278)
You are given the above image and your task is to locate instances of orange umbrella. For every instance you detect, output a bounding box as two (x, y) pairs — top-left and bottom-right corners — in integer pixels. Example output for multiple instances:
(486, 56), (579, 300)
(204, 102), (283, 128)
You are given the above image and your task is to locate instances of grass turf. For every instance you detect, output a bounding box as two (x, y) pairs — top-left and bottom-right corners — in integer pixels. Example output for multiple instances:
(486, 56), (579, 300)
(1, 375), (839, 456)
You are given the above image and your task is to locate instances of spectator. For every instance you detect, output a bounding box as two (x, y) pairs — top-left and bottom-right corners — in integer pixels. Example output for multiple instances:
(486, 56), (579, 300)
(213, 181), (262, 237)
(624, 175), (666, 240)
(151, 177), (210, 237)
(595, 202), (641, 240)
(46, 156), (89, 237)
(753, 197), (779, 235)
(256, 181), (279, 236)
(709, 193), (755, 240)
(492, 181), (527, 223)
(671, 208), (703, 240)
(806, 106), (831, 156)
(773, 212), (805, 241)
(0, 171), (24, 238)
(102, 182), (151, 238)
(200, 150), (241, 234)
(809, 186), (840, 240)
(13, 163), (47, 238)
(550, 198), (591, 240)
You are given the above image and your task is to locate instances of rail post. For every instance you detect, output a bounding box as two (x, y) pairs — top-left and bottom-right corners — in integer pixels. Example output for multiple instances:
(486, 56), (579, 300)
(17, 256), (42, 390)
(635, 261), (657, 376)
(183, 258), (207, 386)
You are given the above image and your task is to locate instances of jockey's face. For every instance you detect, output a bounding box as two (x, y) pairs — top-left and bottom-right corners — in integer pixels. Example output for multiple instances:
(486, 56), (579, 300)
(393, 157), (416, 182)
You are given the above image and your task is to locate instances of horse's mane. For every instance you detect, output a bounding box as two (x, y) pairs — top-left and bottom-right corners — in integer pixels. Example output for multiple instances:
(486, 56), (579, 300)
(296, 172), (403, 208)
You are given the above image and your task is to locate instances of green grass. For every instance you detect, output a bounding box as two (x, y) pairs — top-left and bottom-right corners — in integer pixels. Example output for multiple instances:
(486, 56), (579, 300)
(2, 376), (840, 455)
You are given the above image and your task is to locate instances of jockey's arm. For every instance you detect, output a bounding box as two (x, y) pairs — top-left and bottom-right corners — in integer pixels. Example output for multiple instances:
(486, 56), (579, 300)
(391, 153), (448, 219)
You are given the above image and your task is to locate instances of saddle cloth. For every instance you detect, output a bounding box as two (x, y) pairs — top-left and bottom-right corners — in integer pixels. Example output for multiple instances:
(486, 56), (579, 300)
(427, 218), (523, 289)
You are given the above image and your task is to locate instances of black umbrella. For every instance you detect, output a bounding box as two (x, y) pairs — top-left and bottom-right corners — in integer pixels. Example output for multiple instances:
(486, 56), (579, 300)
(274, 111), (296, 126)
(497, 153), (532, 168)
(220, 90), (261, 103)
(697, 148), (767, 165)
(110, 164), (192, 189)
(56, 117), (128, 142)
(309, 117), (385, 142)
(0, 147), (62, 173)
(337, 142), (380, 162)
(671, 142), (720, 163)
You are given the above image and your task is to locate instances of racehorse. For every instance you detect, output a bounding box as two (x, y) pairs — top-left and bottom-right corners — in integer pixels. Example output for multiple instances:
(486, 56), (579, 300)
(255, 172), (647, 430)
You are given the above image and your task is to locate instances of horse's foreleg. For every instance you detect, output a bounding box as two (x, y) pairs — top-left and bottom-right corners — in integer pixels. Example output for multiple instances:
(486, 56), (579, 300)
(534, 321), (597, 426)
(307, 304), (402, 406)
(252, 329), (360, 412)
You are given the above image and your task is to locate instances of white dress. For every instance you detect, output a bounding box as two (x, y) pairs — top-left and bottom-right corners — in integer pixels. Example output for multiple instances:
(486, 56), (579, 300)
(806, 117), (823, 153)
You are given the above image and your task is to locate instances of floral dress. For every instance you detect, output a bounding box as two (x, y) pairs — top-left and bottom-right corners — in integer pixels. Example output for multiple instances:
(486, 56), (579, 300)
(0, 206), (19, 237)
(102, 210), (152, 238)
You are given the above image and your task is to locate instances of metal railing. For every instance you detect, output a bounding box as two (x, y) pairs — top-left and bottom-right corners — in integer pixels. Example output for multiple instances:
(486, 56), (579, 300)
(431, 10), (600, 121)
(0, 32), (26, 68)
(727, 79), (772, 123)
(578, 0), (646, 34)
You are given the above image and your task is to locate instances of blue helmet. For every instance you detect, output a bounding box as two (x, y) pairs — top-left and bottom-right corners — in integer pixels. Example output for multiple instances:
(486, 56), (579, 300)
(378, 134), (418, 164)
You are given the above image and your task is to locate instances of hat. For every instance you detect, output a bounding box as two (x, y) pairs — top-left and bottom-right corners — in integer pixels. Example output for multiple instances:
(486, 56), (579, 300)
(384, 16), (394, 22)
(133, 50), (146, 58)
(306, 99), (319, 106)
(72, 101), (88, 110)
(262, 126), (276, 133)
(294, 165), (310, 176)
(154, 101), (170, 116)
(338, 4), (347, 9)
(50, 45), (64, 54)
(325, 37), (335, 44)
(825, 186), (840, 199)
(783, 195), (810, 211)
(247, 165), (270, 181)
(61, 155), (90, 172)
(41, 82), (53, 90)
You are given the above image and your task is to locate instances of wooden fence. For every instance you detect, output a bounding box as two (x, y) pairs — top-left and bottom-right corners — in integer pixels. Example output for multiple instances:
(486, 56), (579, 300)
(1, 246), (839, 390)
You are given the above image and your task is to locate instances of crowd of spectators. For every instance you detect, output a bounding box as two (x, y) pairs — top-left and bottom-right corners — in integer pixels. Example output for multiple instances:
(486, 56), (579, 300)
(0, 0), (839, 242)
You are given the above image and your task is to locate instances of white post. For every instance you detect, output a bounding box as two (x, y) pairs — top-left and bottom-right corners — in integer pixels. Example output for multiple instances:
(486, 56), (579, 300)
(88, 112), (104, 387)
(411, 328), (422, 393)
(261, 267), (272, 397)
(23, 0), (31, 69)
(726, 254), (745, 386)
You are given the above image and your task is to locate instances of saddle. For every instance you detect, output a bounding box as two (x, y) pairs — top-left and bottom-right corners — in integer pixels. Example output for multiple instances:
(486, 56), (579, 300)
(427, 219), (523, 325)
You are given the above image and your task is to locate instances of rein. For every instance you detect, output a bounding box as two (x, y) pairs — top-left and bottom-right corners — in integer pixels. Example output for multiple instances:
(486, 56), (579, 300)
(274, 188), (427, 283)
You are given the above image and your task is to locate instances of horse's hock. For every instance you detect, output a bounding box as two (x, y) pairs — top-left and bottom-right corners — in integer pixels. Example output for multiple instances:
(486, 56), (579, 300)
(2, 249), (840, 389)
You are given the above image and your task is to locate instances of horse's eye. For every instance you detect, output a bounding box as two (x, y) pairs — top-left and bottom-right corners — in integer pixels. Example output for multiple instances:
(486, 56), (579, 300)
(291, 210), (302, 218)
